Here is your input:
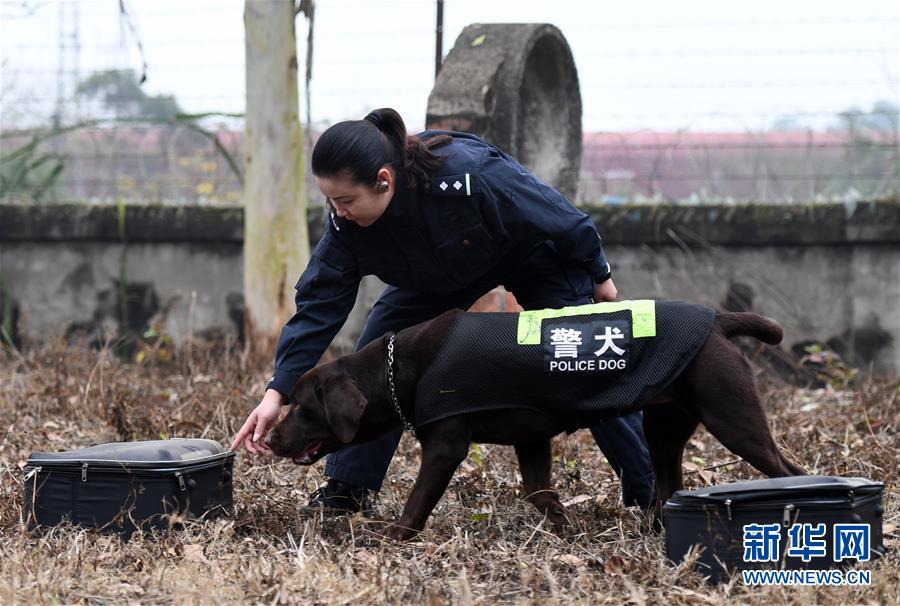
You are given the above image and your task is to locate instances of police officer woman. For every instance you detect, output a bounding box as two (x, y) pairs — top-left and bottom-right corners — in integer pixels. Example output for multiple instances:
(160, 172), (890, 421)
(231, 108), (655, 514)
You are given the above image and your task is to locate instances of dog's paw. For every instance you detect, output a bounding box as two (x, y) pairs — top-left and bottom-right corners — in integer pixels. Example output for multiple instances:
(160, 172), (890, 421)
(383, 522), (419, 542)
(547, 507), (571, 533)
(529, 495), (571, 533)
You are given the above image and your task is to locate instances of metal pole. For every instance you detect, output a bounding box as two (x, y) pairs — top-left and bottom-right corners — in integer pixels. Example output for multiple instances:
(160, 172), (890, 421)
(435, 0), (443, 79)
(53, 1), (65, 152)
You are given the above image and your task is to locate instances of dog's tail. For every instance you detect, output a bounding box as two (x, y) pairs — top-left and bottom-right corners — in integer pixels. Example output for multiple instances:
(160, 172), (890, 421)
(716, 312), (783, 345)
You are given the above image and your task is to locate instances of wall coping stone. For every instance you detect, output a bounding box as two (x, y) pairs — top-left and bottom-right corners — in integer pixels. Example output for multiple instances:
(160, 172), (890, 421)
(0, 204), (245, 243)
(1, 202), (896, 246)
(588, 201), (899, 246)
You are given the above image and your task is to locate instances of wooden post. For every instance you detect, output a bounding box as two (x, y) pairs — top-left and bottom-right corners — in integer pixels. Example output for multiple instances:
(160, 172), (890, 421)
(435, 0), (444, 79)
(243, 0), (310, 352)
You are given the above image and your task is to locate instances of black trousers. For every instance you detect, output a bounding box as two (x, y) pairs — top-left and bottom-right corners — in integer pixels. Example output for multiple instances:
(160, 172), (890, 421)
(324, 246), (655, 507)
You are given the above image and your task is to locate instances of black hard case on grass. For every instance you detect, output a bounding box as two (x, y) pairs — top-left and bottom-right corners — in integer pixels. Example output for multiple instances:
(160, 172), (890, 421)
(663, 476), (885, 583)
(23, 438), (234, 537)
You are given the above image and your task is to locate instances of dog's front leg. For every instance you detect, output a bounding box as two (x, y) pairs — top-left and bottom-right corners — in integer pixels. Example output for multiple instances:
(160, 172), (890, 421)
(515, 440), (569, 531)
(385, 419), (471, 541)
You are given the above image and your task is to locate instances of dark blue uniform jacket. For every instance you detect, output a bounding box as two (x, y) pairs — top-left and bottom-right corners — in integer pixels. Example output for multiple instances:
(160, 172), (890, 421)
(268, 131), (612, 395)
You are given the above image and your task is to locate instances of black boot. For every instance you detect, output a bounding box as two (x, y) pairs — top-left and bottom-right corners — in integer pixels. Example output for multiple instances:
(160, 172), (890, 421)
(302, 478), (374, 517)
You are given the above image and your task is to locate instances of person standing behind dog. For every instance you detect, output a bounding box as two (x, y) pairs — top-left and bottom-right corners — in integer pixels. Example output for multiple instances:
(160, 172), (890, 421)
(231, 108), (655, 514)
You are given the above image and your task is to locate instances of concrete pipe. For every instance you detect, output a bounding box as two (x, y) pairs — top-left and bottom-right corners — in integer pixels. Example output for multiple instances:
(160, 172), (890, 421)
(426, 23), (583, 200)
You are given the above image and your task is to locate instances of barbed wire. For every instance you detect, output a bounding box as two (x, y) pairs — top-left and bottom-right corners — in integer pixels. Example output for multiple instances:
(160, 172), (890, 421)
(4, 80), (896, 107)
(15, 1), (893, 28)
(7, 46), (894, 73)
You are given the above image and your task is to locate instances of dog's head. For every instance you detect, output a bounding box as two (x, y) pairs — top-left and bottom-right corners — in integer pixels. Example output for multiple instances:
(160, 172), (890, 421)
(265, 364), (368, 465)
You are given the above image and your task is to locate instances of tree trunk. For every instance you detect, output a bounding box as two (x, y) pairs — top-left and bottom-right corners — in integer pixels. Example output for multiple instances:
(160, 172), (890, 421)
(243, 0), (309, 353)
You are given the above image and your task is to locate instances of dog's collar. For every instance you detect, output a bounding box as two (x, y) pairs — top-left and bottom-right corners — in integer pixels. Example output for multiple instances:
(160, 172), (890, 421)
(386, 333), (417, 437)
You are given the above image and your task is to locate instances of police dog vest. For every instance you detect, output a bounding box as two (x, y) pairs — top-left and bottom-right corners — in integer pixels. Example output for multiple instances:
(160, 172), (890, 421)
(413, 300), (716, 428)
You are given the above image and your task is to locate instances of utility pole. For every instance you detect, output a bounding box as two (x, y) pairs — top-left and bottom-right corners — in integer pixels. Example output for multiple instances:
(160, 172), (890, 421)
(53, 1), (82, 195)
(53, 2), (81, 136)
(435, 0), (443, 79)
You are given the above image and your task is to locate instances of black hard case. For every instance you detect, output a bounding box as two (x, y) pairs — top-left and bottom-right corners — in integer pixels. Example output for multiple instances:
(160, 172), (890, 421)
(23, 438), (234, 536)
(663, 476), (885, 583)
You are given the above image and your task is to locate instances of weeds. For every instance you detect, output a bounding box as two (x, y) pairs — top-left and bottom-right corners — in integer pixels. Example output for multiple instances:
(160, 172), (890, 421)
(0, 341), (896, 604)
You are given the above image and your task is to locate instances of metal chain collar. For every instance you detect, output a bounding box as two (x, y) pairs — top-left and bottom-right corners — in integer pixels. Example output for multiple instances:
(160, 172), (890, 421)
(387, 333), (416, 437)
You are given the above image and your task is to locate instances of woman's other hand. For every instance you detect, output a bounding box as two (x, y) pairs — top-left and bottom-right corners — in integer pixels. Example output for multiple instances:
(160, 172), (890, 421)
(593, 278), (618, 303)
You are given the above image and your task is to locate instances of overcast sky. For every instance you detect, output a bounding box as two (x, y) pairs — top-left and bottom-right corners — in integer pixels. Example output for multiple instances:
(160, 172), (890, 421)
(1, 0), (898, 132)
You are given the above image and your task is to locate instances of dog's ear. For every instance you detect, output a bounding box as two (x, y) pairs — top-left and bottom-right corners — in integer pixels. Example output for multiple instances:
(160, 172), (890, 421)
(316, 374), (368, 443)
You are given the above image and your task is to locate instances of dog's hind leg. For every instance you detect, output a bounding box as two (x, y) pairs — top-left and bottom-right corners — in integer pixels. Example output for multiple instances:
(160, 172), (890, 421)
(682, 336), (806, 480)
(386, 418), (472, 541)
(696, 395), (805, 479)
(515, 440), (569, 530)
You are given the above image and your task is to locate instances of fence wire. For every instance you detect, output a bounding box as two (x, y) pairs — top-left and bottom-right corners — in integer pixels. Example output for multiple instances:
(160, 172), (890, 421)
(1, 0), (897, 205)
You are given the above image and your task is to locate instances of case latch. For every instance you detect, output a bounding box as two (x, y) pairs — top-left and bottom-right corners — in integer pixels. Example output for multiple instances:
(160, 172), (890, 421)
(175, 472), (187, 491)
(725, 498), (733, 521)
(23, 466), (42, 482)
(782, 503), (795, 527)
(81, 463), (88, 482)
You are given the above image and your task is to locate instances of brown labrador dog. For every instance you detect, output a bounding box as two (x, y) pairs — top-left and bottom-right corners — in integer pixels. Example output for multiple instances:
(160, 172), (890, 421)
(266, 307), (805, 541)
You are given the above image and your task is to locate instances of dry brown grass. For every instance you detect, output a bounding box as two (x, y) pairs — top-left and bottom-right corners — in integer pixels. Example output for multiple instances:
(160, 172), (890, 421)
(0, 340), (897, 605)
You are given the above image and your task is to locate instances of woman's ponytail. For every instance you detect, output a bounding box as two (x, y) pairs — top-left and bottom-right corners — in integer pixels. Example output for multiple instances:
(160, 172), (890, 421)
(312, 107), (451, 189)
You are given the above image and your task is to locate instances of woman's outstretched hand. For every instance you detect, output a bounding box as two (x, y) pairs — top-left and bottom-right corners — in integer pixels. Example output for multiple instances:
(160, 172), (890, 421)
(229, 388), (285, 454)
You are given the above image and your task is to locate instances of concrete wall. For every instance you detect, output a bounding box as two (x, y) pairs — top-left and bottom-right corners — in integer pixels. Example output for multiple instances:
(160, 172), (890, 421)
(1, 202), (897, 374)
(0, 205), (246, 348)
